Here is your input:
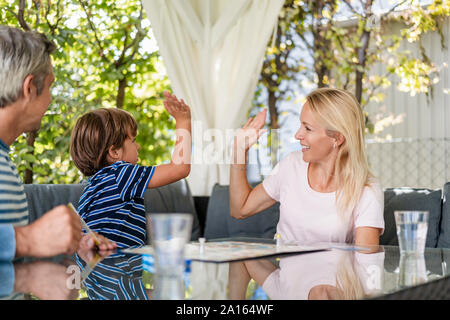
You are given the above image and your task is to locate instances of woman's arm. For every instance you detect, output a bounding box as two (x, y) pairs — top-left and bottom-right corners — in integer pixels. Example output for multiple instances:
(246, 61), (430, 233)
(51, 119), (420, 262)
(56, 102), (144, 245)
(228, 262), (251, 299)
(228, 259), (277, 299)
(355, 227), (381, 247)
(230, 109), (276, 219)
(244, 259), (277, 286)
(229, 176), (276, 219)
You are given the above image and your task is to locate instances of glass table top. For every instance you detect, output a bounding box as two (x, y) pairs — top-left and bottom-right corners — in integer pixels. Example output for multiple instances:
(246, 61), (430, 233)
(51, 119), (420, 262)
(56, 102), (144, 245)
(1, 239), (449, 300)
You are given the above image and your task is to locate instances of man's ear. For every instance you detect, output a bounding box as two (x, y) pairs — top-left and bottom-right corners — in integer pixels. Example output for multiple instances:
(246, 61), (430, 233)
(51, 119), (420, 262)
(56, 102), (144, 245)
(22, 74), (35, 101)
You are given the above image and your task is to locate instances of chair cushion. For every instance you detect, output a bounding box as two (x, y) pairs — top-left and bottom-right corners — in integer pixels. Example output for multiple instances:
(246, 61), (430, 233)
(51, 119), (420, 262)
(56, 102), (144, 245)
(24, 180), (200, 241)
(23, 184), (86, 223)
(143, 179), (200, 240)
(380, 188), (442, 248)
(203, 184), (229, 239)
(204, 183), (279, 239)
(437, 182), (450, 248)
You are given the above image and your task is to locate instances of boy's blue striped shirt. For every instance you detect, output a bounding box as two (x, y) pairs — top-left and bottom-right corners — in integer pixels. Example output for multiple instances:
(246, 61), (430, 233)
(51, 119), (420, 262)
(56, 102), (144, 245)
(75, 253), (148, 300)
(78, 161), (155, 248)
(0, 139), (29, 227)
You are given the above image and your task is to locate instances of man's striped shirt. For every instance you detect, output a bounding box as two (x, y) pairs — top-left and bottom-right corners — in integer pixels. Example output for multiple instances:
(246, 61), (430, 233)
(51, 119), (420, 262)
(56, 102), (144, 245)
(0, 139), (29, 226)
(78, 161), (155, 248)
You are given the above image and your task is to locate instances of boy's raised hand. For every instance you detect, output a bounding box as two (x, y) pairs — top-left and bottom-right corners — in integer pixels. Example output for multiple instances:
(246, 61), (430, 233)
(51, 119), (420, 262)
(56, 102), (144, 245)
(163, 91), (191, 123)
(146, 91), (192, 190)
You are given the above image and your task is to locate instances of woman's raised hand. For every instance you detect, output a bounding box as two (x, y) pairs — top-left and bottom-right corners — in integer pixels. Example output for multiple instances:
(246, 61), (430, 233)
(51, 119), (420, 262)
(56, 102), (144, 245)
(234, 109), (268, 153)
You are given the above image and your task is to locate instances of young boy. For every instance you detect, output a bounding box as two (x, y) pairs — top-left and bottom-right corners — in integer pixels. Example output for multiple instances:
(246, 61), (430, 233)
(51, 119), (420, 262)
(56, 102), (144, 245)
(70, 92), (191, 248)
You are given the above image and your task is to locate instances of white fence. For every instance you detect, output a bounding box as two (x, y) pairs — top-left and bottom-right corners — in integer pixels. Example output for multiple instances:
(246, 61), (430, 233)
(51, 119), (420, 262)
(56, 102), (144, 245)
(367, 137), (450, 189)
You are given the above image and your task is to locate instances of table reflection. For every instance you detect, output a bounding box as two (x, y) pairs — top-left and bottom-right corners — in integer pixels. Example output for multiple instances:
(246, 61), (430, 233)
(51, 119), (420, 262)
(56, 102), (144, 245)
(1, 244), (448, 300)
(398, 253), (427, 288)
(76, 252), (149, 300)
(0, 259), (78, 300)
(229, 248), (385, 300)
(152, 274), (185, 300)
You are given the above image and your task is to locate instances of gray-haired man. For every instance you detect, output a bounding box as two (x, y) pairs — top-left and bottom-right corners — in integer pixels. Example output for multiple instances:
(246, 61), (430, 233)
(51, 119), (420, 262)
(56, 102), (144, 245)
(0, 26), (115, 260)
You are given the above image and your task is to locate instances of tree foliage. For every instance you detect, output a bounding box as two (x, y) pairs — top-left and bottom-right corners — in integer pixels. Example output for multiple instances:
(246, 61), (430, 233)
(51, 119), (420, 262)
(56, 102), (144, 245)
(1, 0), (174, 184)
(254, 0), (450, 136)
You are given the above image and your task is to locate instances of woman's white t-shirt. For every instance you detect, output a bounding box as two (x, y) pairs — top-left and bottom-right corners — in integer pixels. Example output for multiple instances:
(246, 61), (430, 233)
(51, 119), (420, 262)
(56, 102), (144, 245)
(262, 151), (384, 243)
(262, 250), (386, 300)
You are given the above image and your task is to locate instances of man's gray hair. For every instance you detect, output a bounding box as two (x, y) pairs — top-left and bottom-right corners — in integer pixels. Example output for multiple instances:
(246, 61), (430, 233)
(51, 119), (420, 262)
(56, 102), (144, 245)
(0, 26), (56, 108)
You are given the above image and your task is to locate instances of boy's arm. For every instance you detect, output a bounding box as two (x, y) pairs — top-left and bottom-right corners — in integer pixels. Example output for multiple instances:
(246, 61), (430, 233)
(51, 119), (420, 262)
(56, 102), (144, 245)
(148, 92), (191, 189)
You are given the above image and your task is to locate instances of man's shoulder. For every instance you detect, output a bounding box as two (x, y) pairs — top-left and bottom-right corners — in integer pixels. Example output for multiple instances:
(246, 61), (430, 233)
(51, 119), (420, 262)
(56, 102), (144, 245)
(0, 148), (11, 163)
(0, 150), (28, 225)
(0, 150), (21, 180)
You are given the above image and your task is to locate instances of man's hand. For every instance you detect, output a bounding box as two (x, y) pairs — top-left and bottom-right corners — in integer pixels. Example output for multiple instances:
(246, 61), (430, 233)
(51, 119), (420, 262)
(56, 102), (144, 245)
(15, 205), (83, 258)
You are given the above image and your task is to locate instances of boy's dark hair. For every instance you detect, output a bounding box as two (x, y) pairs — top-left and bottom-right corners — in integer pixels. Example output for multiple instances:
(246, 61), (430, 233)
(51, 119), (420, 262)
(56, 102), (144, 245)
(70, 108), (138, 176)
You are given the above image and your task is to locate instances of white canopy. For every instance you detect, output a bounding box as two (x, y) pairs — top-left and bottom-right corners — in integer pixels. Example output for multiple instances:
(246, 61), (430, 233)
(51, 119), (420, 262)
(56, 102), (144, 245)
(142, 0), (285, 195)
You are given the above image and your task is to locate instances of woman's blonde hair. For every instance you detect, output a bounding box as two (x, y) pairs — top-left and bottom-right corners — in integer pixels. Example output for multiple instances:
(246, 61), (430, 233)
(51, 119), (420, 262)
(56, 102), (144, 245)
(335, 252), (366, 300)
(306, 87), (373, 220)
(308, 252), (366, 300)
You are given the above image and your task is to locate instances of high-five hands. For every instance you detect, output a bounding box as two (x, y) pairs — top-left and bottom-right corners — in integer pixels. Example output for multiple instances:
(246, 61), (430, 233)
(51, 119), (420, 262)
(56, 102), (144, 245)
(163, 91), (191, 123)
(233, 109), (267, 163)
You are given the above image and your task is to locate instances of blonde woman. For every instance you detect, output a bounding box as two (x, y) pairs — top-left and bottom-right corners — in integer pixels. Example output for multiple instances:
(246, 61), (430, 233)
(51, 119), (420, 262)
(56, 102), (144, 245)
(230, 88), (384, 246)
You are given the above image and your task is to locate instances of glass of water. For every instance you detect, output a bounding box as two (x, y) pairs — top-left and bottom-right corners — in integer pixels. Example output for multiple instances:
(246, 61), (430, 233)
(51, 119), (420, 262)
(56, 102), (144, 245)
(147, 213), (193, 276)
(394, 211), (429, 254)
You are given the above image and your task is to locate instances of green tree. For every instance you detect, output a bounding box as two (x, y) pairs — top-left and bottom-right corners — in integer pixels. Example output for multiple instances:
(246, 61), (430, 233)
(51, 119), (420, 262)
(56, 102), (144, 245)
(325, 0), (449, 125)
(1, 0), (174, 184)
(253, 0), (449, 143)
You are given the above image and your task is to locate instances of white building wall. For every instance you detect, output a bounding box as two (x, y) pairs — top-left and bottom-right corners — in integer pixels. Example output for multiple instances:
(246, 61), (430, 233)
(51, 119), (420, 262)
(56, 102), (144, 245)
(365, 18), (450, 189)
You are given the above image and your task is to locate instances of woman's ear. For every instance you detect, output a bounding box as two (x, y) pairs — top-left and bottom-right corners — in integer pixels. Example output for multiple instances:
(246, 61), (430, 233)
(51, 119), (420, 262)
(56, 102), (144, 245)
(336, 133), (345, 146)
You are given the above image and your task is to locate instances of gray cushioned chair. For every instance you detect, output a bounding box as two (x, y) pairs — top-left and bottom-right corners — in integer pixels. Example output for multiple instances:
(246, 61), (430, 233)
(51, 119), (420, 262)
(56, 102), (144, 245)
(23, 179), (200, 241)
(204, 183), (279, 239)
(24, 183), (85, 223)
(204, 184), (446, 247)
(437, 182), (450, 248)
(142, 180), (200, 240)
(380, 187), (442, 248)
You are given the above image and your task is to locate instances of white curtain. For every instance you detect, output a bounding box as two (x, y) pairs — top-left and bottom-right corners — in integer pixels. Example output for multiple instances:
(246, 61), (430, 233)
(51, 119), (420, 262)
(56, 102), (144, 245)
(142, 0), (285, 195)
